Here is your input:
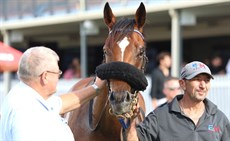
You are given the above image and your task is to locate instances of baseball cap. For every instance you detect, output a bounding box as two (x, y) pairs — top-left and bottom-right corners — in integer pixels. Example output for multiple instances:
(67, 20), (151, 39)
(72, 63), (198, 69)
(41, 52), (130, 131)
(180, 61), (214, 80)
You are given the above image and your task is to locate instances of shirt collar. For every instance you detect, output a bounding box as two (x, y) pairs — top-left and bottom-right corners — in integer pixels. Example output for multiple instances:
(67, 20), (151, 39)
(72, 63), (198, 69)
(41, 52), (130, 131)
(19, 81), (53, 111)
(169, 94), (217, 115)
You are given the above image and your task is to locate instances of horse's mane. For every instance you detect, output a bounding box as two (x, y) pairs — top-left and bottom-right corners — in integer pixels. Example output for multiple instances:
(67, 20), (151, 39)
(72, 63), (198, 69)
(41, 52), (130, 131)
(110, 18), (135, 43)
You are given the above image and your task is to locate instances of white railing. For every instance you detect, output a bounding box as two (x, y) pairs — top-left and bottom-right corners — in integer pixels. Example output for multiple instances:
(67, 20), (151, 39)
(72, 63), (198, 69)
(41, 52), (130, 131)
(1, 75), (229, 120)
(207, 75), (230, 120)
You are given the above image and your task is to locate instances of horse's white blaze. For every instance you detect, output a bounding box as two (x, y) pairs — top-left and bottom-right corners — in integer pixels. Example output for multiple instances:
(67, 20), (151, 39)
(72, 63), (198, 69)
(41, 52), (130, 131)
(117, 37), (129, 61)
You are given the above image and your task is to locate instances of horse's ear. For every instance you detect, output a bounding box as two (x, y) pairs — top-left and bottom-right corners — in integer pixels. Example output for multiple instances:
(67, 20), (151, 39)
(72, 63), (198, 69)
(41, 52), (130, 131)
(135, 2), (146, 30)
(104, 2), (116, 30)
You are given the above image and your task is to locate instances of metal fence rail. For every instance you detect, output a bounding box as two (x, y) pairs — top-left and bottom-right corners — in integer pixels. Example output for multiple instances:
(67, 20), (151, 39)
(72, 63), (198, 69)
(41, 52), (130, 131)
(0, 0), (182, 22)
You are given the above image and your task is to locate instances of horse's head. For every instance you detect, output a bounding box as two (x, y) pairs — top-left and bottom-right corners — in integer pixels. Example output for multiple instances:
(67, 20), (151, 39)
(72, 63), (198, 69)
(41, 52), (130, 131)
(96, 2), (147, 119)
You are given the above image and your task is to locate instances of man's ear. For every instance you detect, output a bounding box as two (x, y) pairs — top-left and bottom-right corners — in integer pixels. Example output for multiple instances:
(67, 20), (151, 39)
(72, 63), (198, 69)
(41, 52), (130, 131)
(162, 88), (167, 96)
(40, 72), (49, 85)
(179, 80), (186, 91)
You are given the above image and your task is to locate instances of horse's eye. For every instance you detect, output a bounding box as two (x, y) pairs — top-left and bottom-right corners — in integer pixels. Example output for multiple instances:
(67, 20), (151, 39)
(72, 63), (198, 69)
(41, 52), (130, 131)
(104, 48), (112, 56)
(104, 50), (107, 55)
(138, 48), (145, 57)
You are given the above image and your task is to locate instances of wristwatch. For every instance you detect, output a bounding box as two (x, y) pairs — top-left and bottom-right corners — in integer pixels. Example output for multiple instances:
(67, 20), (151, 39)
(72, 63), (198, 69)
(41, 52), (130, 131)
(91, 83), (99, 95)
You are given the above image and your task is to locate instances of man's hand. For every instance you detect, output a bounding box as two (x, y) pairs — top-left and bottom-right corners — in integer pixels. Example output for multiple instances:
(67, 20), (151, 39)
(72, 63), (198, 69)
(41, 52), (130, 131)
(121, 103), (140, 141)
(94, 76), (106, 90)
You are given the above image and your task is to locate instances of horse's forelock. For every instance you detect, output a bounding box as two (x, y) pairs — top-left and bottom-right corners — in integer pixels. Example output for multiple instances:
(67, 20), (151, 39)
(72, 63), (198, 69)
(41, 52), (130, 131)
(110, 18), (135, 42)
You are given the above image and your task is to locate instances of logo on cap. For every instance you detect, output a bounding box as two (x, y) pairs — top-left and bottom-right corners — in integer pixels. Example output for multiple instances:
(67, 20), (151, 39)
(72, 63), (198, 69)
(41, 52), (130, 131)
(192, 62), (206, 70)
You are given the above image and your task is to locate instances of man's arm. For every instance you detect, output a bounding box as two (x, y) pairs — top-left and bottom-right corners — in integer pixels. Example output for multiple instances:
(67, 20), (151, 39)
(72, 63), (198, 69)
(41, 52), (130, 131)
(122, 111), (159, 141)
(124, 120), (139, 141)
(59, 77), (105, 114)
(221, 121), (230, 141)
(121, 104), (141, 141)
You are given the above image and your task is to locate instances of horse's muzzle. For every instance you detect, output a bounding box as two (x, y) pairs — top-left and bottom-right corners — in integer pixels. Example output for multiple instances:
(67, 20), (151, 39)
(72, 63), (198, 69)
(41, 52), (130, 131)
(109, 90), (137, 118)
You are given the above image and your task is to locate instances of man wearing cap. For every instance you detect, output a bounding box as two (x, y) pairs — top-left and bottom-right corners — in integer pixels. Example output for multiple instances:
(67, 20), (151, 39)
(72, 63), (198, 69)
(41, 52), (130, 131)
(122, 61), (230, 141)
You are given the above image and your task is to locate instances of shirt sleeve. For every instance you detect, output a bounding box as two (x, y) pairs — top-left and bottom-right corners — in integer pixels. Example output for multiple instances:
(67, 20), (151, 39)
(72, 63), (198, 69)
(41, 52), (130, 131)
(136, 111), (159, 141)
(221, 119), (230, 141)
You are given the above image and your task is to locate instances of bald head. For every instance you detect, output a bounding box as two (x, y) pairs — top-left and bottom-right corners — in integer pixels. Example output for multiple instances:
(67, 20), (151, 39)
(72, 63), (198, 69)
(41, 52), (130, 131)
(18, 46), (59, 81)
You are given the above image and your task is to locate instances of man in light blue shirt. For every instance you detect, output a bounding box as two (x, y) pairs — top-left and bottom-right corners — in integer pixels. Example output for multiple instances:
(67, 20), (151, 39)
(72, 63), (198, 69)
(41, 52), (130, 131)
(0, 46), (105, 141)
(1, 82), (74, 141)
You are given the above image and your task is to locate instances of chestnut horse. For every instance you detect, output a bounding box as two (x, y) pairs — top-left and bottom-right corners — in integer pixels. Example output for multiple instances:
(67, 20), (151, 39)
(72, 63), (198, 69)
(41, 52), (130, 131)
(67, 2), (147, 141)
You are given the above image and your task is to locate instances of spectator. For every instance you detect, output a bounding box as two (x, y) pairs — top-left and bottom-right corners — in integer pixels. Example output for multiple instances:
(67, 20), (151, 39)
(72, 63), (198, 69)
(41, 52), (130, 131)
(162, 76), (182, 103)
(208, 54), (226, 75)
(122, 61), (230, 141)
(149, 52), (171, 109)
(145, 48), (157, 75)
(63, 57), (81, 79)
(0, 46), (105, 141)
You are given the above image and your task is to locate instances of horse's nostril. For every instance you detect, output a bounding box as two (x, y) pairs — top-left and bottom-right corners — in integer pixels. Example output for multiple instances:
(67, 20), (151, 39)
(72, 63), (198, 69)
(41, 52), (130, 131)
(125, 91), (131, 102)
(109, 92), (115, 101)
